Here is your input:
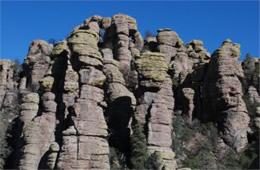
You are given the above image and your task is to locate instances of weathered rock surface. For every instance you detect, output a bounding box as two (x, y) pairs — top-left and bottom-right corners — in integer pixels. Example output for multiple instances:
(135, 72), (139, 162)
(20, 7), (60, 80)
(0, 60), (19, 169)
(135, 52), (177, 170)
(254, 107), (260, 129)
(0, 60), (17, 107)
(202, 40), (250, 152)
(157, 29), (183, 64)
(135, 52), (168, 89)
(22, 40), (53, 91)
(182, 88), (195, 123)
(18, 89), (57, 170)
(242, 55), (260, 91)
(1, 14), (256, 170)
(248, 86), (260, 104)
(57, 21), (110, 169)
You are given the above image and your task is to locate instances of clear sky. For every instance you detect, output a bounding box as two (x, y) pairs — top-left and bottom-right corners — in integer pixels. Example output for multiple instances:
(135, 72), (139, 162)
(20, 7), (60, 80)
(0, 0), (259, 62)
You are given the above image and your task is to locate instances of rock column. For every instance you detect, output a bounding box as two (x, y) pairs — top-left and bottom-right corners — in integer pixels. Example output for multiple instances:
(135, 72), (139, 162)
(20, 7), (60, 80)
(135, 52), (177, 170)
(57, 28), (109, 169)
(203, 40), (250, 152)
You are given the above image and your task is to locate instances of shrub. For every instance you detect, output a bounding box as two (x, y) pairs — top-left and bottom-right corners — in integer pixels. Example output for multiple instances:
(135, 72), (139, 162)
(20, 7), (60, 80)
(145, 151), (163, 170)
(218, 148), (240, 169)
(172, 115), (193, 155)
(129, 118), (149, 169)
(109, 147), (128, 169)
(120, 67), (138, 92)
(239, 141), (258, 169)
(171, 76), (180, 89)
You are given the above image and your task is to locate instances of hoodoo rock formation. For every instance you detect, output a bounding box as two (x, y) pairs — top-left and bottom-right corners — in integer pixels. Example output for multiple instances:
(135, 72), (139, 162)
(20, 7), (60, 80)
(202, 40), (250, 152)
(0, 14), (258, 170)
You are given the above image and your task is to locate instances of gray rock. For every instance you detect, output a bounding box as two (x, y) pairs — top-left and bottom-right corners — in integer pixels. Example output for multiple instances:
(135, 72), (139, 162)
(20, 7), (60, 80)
(202, 40), (249, 152)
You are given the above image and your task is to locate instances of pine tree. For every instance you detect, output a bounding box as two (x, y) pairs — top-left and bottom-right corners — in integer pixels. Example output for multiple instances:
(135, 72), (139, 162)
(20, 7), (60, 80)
(130, 117), (149, 169)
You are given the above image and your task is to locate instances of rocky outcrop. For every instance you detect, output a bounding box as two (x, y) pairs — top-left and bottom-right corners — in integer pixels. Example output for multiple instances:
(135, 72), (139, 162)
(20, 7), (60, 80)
(0, 60), (19, 169)
(254, 107), (260, 129)
(135, 52), (177, 170)
(185, 40), (210, 67)
(157, 29), (183, 64)
(248, 86), (260, 104)
(0, 60), (17, 107)
(101, 14), (143, 74)
(22, 40), (53, 91)
(202, 40), (250, 152)
(18, 91), (57, 170)
(135, 52), (168, 89)
(1, 14), (256, 170)
(56, 25), (109, 169)
(181, 88), (195, 123)
(242, 55), (260, 91)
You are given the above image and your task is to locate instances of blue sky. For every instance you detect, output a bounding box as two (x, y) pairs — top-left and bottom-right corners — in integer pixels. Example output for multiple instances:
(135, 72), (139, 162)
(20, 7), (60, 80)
(0, 1), (259, 62)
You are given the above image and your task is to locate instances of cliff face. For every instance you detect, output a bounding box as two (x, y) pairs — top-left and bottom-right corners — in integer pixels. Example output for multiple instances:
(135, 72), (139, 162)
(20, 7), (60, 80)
(0, 14), (258, 170)
(202, 40), (249, 152)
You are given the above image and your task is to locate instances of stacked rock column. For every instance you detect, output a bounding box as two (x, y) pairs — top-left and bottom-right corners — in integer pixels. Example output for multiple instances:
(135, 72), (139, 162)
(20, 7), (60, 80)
(135, 52), (177, 170)
(0, 60), (16, 107)
(18, 92), (40, 170)
(202, 40), (250, 152)
(111, 14), (143, 72)
(22, 40), (53, 91)
(112, 14), (132, 72)
(18, 75), (57, 170)
(182, 88), (195, 123)
(57, 28), (109, 169)
(157, 28), (183, 64)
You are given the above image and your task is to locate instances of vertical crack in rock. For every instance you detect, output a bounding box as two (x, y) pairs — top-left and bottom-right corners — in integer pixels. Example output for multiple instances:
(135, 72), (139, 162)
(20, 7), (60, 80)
(1, 14), (255, 170)
(110, 14), (143, 77)
(103, 57), (136, 154)
(135, 52), (177, 170)
(56, 17), (110, 169)
(0, 60), (21, 169)
(0, 60), (18, 107)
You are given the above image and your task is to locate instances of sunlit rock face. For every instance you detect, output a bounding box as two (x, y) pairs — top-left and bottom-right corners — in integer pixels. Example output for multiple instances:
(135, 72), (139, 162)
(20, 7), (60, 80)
(202, 40), (249, 152)
(0, 14), (252, 170)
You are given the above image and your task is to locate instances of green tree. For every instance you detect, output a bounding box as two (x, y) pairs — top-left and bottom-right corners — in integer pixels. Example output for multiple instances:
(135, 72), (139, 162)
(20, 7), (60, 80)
(145, 151), (163, 170)
(109, 147), (128, 169)
(129, 117), (149, 169)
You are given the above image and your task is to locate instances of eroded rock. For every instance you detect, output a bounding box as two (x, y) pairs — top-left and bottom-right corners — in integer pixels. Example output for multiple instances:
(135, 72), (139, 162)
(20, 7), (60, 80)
(203, 40), (250, 152)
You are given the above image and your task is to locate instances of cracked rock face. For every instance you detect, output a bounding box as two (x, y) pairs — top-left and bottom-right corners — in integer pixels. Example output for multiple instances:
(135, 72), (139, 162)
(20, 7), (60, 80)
(248, 86), (260, 104)
(254, 107), (260, 129)
(203, 40), (250, 152)
(135, 52), (177, 170)
(1, 13), (254, 170)
(242, 55), (260, 91)
(0, 60), (17, 107)
(56, 20), (110, 169)
(135, 52), (168, 89)
(23, 40), (53, 91)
